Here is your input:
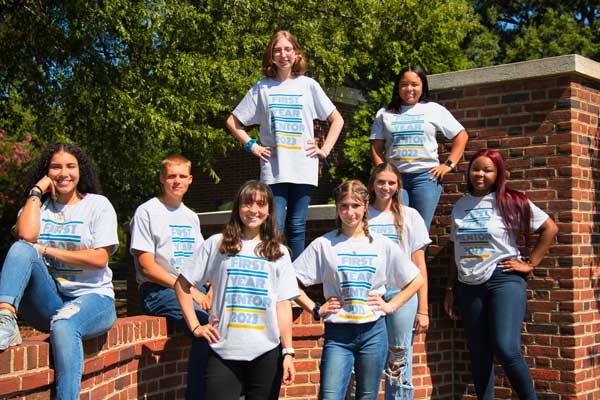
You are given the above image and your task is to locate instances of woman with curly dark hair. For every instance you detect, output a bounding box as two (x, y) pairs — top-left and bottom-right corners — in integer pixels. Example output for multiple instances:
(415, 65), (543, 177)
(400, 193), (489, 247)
(0, 143), (118, 399)
(175, 180), (299, 400)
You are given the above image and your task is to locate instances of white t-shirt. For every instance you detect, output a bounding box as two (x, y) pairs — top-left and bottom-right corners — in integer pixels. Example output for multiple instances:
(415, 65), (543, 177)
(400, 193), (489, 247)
(451, 192), (549, 285)
(368, 205), (431, 254)
(180, 234), (299, 361)
(129, 197), (204, 286)
(293, 230), (419, 324)
(369, 102), (464, 173)
(232, 75), (336, 186)
(38, 194), (118, 298)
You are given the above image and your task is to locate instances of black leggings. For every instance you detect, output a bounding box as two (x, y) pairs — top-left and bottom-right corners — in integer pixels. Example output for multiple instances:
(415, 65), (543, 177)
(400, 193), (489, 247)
(204, 346), (283, 400)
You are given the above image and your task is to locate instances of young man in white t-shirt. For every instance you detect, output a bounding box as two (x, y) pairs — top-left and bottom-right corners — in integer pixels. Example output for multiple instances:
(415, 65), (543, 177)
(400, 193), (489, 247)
(129, 155), (209, 400)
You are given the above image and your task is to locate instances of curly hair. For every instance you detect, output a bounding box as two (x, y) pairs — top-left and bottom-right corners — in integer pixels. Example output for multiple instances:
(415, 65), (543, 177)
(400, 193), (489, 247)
(262, 30), (307, 79)
(26, 143), (101, 198)
(334, 179), (372, 243)
(219, 180), (284, 261)
(368, 162), (405, 248)
(386, 65), (430, 113)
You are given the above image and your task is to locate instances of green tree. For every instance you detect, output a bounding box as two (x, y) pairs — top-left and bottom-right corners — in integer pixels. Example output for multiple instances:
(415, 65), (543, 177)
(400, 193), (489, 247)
(469, 0), (600, 63)
(0, 0), (483, 221)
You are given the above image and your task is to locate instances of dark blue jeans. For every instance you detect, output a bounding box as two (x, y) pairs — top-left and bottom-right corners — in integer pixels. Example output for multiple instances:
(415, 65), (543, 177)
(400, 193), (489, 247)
(141, 284), (209, 400)
(457, 268), (536, 400)
(270, 183), (314, 261)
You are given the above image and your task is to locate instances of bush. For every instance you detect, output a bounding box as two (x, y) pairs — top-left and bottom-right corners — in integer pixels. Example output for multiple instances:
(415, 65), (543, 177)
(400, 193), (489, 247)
(0, 130), (38, 260)
(330, 82), (393, 184)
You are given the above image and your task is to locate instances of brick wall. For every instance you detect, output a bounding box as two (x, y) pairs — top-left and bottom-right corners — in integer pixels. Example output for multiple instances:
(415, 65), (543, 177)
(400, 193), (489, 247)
(426, 57), (600, 399)
(0, 316), (193, 399)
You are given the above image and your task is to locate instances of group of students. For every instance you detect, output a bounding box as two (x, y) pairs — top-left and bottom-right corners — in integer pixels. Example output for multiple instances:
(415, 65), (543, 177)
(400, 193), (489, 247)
(0, 29), (558, 400)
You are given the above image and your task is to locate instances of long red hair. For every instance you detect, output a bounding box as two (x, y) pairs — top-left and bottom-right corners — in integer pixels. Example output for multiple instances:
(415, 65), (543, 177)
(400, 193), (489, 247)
(467, 149), (532, 246)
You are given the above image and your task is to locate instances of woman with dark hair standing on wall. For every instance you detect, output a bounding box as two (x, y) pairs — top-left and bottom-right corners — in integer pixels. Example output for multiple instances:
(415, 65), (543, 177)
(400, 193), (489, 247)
(444, 149), (558, 399)
(226, 30), (344, 260)
(0, 143), (118, 399)
(370, 66), (469, 229)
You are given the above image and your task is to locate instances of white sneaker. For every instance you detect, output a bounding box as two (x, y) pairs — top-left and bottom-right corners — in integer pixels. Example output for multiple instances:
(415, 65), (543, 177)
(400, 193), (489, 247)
(0, 309), (21, 350)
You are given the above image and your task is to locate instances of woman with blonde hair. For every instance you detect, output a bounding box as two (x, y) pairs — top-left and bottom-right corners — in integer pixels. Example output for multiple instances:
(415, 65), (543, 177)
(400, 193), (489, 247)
(368, 162), (431, 399)
(294, 180), (423, 400)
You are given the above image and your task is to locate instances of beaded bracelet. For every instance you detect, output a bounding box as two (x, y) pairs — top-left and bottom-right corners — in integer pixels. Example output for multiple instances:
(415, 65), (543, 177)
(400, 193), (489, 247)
(244, 138), (257, 152)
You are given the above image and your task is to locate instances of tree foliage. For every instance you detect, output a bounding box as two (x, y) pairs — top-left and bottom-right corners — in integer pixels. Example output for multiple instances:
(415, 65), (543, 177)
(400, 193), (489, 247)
(0, 0), (483, 222)
(5, 0), (596, 222)
(468, 0), (600, 64)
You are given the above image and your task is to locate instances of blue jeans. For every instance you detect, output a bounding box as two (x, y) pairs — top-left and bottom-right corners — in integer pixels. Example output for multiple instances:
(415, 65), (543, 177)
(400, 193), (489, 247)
(320, 318), (387, 400)
(457, 268), (536, 400)
(141, 284), (209, 400)
(270, 183), (314, 261)
(0, 240), (116, 400)
(383, 291), (417, 400)
(400, 171), (442, 230)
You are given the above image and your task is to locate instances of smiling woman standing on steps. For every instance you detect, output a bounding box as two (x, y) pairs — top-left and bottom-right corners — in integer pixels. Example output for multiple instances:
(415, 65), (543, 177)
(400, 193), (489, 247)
(175, 180), (299, 400)
(0, 143), (118, 400)
(226, 30), (344, 261)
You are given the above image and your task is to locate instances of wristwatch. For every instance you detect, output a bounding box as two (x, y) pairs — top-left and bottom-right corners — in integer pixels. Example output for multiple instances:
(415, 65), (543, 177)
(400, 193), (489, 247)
(444, 159), (456, 170)
(282, 347), (295, 358)
(312, 302), (322, 321)
(28, 187), (43, 200)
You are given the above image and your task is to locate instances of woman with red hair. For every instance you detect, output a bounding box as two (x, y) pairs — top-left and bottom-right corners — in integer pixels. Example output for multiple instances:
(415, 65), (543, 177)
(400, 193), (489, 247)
(444, 149), (558, 399)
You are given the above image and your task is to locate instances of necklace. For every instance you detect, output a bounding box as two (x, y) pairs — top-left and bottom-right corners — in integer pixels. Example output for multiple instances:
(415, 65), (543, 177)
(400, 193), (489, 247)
(54, 202), (69, 222)
(52, 193), (82, 222)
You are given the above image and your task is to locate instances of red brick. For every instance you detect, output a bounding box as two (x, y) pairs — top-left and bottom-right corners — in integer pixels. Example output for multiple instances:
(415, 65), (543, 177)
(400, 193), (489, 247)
(0, 376), (21, 395)
(21, 371), (51, 391)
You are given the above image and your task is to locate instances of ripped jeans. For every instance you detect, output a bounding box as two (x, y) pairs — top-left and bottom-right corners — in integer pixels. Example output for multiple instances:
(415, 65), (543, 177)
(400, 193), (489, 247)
(344, 294), (417, 400)
(0, 240), (116, 400)
(383, 290), (417, 400)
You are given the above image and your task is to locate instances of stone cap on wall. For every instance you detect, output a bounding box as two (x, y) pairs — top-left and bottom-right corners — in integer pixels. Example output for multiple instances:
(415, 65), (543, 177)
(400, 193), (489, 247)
(429, 54), (600, 90)
(323, 55), (600, 102)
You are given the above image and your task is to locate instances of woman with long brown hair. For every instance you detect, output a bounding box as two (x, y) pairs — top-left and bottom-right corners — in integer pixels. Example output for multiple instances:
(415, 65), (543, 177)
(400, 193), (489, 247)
(175, 180), (299, 399)
(0, 143), (118, 400)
